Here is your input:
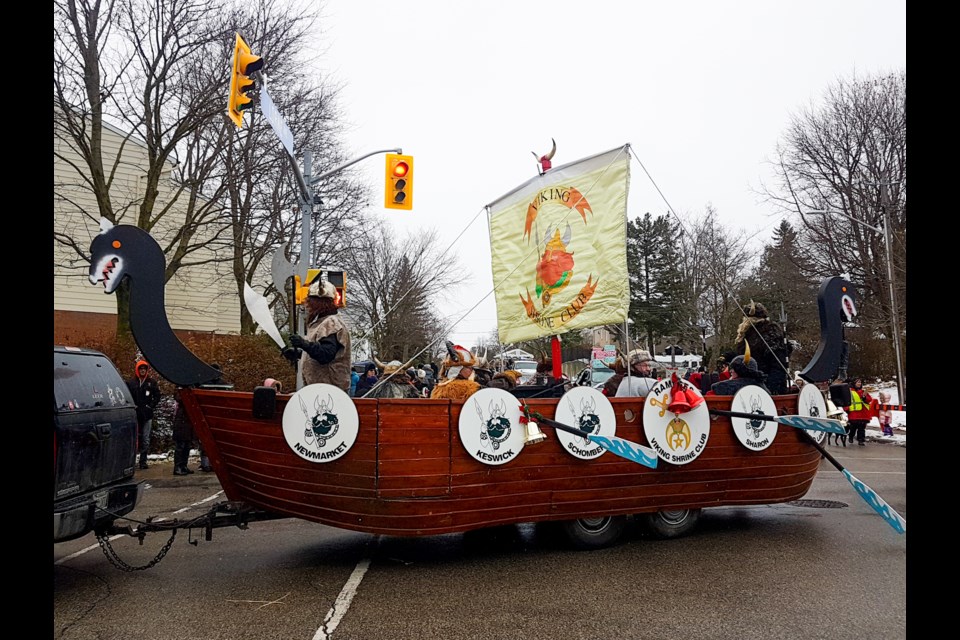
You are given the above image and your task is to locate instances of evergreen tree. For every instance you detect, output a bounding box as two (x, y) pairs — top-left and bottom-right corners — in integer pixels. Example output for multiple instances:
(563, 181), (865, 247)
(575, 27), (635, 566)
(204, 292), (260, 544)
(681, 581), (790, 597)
(626, 213), (687, 353)
(739, 220), (820, 369)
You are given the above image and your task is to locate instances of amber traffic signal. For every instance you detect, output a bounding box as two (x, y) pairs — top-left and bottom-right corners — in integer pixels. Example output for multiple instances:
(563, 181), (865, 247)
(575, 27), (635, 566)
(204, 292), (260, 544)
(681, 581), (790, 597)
(384, 153), (414, 210)
(326, 271), (346, 307)
(227, 33), (264, 128)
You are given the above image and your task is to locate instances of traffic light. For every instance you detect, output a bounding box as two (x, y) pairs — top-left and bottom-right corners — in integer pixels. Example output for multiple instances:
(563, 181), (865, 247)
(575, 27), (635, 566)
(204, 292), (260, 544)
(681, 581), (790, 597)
(326, 270), (347, 307)
(227, 33), (264, 128)
(294, 269), (346, 307)
(384, 153), (414, 210)
(294, 269), (321, 305)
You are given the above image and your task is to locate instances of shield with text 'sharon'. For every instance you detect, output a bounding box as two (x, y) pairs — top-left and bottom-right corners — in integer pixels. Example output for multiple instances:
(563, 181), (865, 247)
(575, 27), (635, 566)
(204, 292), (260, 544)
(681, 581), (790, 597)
(486, 145), (631, 344)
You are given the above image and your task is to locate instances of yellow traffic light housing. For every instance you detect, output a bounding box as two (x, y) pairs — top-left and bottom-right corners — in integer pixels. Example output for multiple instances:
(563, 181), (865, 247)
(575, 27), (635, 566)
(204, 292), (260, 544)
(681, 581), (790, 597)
(295, 269), (346, 307)
(227, 33), (264, 128)
(384, 153), (413, 210)
(294, 269), (321, 305)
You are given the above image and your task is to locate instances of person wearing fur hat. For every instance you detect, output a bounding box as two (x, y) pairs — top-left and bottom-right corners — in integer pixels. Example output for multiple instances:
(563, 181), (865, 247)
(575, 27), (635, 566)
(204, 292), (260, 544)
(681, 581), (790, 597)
(707, 342), (770, 396)
(614, 349), (657, 397)
(734, 300), (790, 394)
(284, 277), (352, 391)
(526, 359), (557, 386)
(431, 342), (482, 401)
(364, 356), (420, 399)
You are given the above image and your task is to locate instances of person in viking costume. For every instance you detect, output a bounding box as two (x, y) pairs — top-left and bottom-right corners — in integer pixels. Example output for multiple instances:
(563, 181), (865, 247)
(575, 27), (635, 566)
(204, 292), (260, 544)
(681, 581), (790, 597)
(284, 277), (352, 391)
(430, 342), (482, 401)
(364, 355), (421, 399)
(734, 301), (790, 395)
(615, 349), (657, 397)
(472, 348), (494, 387)
(707, 342), (770, 396)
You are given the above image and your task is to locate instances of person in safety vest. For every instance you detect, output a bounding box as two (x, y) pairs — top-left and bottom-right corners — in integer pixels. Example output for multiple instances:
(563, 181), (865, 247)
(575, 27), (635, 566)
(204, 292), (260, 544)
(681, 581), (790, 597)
(844, 377), (874, 446)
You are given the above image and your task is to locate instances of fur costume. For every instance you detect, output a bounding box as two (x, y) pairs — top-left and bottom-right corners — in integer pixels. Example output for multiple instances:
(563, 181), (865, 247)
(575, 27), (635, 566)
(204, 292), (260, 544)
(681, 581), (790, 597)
(431, 343), (482, 400)
(488, 370), (521, 391)
(430, 377), (481, 401)
(440, 344), (479, 380)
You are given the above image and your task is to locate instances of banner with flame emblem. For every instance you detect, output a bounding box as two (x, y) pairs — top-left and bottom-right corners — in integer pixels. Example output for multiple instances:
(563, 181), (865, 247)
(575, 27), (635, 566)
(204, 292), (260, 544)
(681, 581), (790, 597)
(486, 145), (630, 343)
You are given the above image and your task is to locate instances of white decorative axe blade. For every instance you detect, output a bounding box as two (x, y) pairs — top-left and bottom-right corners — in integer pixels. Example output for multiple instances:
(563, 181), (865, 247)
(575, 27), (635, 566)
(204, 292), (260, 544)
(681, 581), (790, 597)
(243, 283), (285, 349)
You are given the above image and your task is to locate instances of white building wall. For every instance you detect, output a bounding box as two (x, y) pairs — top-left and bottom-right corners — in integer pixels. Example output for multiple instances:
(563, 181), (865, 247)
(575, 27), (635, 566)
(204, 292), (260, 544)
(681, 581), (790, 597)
(54, 115), (241, 334)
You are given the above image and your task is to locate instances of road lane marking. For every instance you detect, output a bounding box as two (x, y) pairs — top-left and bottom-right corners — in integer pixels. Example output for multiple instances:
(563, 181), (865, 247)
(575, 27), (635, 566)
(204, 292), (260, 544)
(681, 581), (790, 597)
(313, 541), (377, 640)
(172, 490), (224, 514)
(54, 488), (224, 564)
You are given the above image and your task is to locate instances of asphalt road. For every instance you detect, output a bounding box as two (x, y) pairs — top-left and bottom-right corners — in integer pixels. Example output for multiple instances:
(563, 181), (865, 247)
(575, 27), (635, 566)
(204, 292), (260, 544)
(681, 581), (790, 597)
(54, 443), (906, 640)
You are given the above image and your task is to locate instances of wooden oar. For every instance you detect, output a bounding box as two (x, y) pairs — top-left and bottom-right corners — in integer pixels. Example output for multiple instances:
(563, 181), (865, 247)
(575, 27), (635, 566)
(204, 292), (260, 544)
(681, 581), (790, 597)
(519, 405), (658, 469)
(709, 409), (846, 434)
(797, 430), (906, 534)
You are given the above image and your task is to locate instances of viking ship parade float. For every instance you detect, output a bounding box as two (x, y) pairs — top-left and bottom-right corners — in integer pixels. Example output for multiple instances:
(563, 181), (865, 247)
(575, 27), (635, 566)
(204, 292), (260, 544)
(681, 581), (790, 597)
(87, 142), (904, 558)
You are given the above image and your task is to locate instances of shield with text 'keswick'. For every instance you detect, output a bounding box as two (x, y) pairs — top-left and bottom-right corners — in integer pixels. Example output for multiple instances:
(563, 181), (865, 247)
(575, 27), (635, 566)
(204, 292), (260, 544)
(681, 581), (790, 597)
(459, 388), (526, 466)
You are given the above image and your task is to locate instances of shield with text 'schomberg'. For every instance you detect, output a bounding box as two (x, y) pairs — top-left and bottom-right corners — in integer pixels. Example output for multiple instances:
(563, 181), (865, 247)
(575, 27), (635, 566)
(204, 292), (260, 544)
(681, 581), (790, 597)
(798, 383), (828, 445)
(554, 386), (616, 460)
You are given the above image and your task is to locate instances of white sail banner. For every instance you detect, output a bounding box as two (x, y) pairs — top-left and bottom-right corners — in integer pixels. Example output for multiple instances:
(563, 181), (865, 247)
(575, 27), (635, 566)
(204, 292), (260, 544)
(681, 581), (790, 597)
(487, 145), (630, 343)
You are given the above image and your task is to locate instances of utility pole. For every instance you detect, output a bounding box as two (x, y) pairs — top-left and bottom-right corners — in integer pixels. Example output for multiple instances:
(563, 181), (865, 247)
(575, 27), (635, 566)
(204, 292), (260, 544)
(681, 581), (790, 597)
(880, 182), (906, 404)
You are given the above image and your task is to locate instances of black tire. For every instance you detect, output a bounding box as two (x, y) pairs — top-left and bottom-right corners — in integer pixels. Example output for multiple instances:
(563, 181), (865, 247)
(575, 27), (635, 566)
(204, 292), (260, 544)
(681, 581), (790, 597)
(560, 515), (627, 550)
(642, 508), (702, 539)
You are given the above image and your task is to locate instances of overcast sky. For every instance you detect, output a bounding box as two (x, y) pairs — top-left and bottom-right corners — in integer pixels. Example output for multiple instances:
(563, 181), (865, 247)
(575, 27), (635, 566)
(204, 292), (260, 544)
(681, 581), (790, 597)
(309, 0), (906, 350)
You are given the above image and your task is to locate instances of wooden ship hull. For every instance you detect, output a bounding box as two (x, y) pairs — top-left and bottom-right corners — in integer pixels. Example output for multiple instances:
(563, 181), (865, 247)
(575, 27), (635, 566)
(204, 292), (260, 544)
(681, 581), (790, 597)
(181, 388), (816, 537)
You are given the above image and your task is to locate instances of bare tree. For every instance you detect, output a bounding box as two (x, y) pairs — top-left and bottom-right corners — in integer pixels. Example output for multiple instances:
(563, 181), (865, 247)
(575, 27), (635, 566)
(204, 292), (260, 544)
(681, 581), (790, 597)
(54, 0), (238, 336)
(217, 1), (370, 335)
(344, 223), (467, 363)
(761, 70), (906, 373)
(54, 0), (366, 341)
(681, 206), (754, 353)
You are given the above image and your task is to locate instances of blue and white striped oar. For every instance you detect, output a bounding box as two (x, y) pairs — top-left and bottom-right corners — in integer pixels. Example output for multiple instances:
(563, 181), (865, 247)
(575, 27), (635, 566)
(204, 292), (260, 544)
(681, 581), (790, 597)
(799, 430), (905, 534)
(710, 409), (846, 434)
(527, 412), (658, 469)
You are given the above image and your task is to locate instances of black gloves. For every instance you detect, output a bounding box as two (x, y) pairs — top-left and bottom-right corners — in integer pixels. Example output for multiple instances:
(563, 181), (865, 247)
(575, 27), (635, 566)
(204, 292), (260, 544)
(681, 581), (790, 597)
(286, 334), (339, 364)
(281, 347), (301, 363)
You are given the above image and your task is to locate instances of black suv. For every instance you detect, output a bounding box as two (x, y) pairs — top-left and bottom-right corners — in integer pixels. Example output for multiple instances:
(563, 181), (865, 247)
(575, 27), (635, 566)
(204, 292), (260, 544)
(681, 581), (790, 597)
(54, 346), (144, 542)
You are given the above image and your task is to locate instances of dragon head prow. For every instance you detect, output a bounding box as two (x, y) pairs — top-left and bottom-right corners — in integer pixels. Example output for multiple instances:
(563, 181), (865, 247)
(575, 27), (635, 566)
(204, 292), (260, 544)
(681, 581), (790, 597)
(88, 218), (125, 294)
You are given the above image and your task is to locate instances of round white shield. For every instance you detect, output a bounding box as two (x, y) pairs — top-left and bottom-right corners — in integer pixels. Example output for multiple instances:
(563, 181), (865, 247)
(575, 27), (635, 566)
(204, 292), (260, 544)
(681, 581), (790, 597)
(458, 388), (526, 465)
(730, 386), (778, 451)
(798, 383), (828, 444)
(282, 383), (359, 463)
(642, 377), (710, 465)
(555, 387), (616, 460)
